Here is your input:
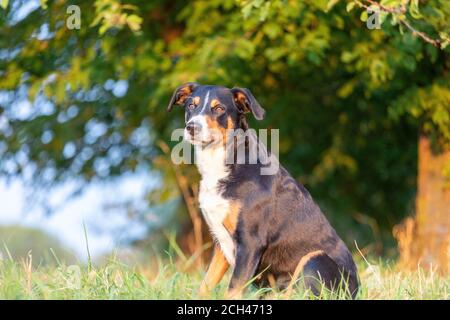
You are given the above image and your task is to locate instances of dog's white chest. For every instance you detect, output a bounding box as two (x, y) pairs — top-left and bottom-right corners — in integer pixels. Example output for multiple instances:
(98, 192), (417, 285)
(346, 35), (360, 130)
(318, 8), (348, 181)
(196, 146), (236, 266)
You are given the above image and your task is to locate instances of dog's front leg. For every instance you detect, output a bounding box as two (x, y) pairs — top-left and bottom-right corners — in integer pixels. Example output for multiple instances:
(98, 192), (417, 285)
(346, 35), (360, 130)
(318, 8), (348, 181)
(199, 245), (230, 298)
(226, 242), (263, 299)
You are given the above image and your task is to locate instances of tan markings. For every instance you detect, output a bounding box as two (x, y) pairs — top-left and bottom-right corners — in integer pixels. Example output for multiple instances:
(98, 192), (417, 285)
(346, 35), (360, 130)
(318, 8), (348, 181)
(225, 117), (236, 149)
(199, 201), (240, 298)
(205, 115), (237, 148)
(234, 91), (246, 103)
(210, 99), (220, 108)
(205, 115), (219, 130)
(267, 273), (277, 289)
(176, 85), (194, 104)
(199, 202), (241, 298)
(284, 250), (326, 297)
(225, 287), (243, 300)
(205, 116), (227, 146)
(234, 92), (249, 112)
(223, 201), (240, 234)
(224, 117), (235, 147)
(199, 245), (230, 297)
(193, 96), (200, 105)
(227, 116), (235, 130)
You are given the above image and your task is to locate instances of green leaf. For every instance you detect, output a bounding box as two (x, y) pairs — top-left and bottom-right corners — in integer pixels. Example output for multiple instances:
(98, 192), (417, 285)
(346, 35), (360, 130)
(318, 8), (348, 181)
(40, 0), (48, 10)
(326, 0), (340, 12)
(360, 10), (368, 22)
(263, 22), (282, 40)
(337, 79), (357, 98)
(28, 81), (42, 101)
(241, 3), (253, 19)
(99, 24), (109, 35)
(235, 39), (255, 59)
(264, 47), (287, 61)
(346, 2), (355, 12)
(409, 0), (422, 20)
(0, 0), (8, 10)
(127, 14), (143, 32)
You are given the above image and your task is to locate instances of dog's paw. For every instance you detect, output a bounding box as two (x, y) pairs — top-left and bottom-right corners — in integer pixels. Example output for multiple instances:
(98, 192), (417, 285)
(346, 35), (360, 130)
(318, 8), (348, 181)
(198, 282), (210, 299)
(225, 288), (243, 300)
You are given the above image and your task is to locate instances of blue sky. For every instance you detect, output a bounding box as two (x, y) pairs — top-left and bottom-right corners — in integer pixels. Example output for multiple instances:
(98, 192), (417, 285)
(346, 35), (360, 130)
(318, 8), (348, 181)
(0, 172), (157, 260)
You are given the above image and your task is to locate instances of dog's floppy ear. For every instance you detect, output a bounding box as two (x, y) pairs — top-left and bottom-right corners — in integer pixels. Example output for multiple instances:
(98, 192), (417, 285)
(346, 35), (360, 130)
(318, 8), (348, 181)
(231, 87), (265, 120)
(167, 82), (200, 112)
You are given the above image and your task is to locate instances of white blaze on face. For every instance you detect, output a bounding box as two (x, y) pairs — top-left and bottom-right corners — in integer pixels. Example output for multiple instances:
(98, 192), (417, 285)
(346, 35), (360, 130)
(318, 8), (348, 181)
(201, 90), (210, 113)
(184, 90), (219, 144)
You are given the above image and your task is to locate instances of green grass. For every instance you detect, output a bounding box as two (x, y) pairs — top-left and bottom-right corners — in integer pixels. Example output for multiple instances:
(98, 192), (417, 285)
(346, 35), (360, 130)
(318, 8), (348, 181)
(0, 251), (448, 300)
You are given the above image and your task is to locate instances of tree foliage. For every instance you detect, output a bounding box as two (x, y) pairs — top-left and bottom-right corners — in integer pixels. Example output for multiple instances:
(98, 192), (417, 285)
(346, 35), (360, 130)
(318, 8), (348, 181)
(0, 0), (449, 248)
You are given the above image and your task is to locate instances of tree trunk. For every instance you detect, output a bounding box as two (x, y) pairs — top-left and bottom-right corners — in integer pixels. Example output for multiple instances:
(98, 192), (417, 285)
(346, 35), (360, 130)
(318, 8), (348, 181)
(394, 135), (450, 274)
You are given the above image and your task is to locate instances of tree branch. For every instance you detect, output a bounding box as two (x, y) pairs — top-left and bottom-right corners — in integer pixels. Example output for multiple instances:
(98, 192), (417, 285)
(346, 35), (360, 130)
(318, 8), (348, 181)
(158, 140), (204, 268)
(354, 0), (445, 48)
(398, 17), (442, 48)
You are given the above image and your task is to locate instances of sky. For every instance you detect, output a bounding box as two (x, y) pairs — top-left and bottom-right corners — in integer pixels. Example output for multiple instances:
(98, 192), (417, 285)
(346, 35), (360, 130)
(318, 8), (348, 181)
(0, 172), (156, 260)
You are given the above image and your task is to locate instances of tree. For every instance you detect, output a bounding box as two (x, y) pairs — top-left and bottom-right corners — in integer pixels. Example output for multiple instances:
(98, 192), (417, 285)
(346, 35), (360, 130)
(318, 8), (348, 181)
(0, 0), (448, 270)
(405, 135), (449, 273)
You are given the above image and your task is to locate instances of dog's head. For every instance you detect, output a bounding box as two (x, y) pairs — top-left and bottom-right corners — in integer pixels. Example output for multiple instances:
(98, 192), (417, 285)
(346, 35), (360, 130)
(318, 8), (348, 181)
(167, 83), (265, 147)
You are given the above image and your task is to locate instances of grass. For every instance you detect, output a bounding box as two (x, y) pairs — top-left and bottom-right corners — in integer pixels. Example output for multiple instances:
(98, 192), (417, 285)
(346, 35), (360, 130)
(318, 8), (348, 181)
(0, 249), (448, 300)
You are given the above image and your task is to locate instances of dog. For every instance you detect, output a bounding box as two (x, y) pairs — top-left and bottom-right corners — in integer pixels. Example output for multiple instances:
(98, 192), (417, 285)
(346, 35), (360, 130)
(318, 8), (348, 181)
(167, 83), (359, 298)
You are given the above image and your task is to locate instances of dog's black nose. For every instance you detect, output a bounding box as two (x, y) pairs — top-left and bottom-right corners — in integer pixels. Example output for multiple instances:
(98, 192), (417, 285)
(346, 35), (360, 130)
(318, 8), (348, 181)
(186, 123), (199, 136)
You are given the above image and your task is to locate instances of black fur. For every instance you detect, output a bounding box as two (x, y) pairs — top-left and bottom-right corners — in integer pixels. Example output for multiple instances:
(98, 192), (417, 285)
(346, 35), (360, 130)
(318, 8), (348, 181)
(222, 164), (359, 297)
(168, 84), (359, 298)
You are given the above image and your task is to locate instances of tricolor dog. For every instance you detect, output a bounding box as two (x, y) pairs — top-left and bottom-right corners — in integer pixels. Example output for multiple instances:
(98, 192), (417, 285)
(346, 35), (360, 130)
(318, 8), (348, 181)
(167, 83), (359, 298)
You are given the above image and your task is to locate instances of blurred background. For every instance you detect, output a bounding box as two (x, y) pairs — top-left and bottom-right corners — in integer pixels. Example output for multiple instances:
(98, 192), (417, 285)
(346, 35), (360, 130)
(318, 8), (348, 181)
(0, 0), (448, 273)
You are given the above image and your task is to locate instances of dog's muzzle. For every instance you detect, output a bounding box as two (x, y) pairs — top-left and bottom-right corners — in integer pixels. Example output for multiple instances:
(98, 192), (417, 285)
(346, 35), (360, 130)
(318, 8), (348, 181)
(186, 122), (200, 137)
(184, 119), (205, 145)
(184, 119), (216, 147)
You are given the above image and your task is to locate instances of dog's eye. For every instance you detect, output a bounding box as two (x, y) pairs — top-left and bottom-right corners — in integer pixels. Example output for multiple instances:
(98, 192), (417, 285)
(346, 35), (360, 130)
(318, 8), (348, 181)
(188, 104), (196, 110)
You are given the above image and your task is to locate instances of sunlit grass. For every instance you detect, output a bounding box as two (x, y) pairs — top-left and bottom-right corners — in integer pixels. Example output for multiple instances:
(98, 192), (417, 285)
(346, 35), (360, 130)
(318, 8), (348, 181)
(0, 250), (448, 299)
